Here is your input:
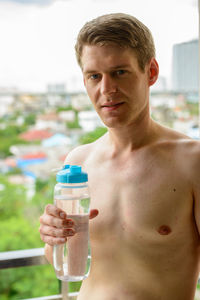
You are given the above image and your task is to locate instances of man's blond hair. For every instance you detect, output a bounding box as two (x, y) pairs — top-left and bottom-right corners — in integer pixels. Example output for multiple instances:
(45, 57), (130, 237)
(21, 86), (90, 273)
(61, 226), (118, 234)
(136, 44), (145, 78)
(75, 13), (156, 71)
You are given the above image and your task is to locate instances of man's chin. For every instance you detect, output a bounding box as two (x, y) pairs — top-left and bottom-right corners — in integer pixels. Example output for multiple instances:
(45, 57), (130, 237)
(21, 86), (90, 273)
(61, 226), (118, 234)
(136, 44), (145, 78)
(101, 119), (126, 129)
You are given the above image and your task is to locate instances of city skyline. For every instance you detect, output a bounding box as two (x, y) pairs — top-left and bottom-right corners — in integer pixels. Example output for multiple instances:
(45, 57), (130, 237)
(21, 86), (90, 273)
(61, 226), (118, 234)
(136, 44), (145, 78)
(0, 0), (198, 92)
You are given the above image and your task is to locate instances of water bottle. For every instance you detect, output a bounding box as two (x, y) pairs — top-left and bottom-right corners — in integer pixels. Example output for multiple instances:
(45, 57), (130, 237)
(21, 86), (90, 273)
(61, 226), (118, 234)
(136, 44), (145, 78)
(53, 165), (91, 282)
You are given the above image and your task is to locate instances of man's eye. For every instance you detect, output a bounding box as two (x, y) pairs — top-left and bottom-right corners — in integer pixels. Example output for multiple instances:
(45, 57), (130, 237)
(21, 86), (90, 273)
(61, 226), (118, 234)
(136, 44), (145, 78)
(90, 74), (99, 80)
(116, 70), (126, 75)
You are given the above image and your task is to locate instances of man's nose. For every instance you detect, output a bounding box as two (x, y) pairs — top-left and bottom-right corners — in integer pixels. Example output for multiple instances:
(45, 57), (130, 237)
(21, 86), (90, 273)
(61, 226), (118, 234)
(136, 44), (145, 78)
(100, 74), (117, 95)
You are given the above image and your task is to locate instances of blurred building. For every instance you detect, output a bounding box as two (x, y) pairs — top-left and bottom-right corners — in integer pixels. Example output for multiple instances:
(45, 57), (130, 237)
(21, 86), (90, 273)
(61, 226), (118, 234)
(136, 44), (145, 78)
(47, 83), (67, 94)
(171, 39), (199, 94)
(78, 110), (104, 132)
(151, 76), (167, 92)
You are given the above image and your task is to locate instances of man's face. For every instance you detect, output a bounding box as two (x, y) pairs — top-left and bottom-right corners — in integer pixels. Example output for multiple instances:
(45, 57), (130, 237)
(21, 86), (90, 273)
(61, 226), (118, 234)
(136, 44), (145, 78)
(81, 44), (157, 128)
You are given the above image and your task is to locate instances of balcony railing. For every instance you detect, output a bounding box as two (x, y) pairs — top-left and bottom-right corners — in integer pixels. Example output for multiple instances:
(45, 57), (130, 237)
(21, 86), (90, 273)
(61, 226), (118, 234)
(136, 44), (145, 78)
(0, 248), (79, 300)
(2, 247), (200, 300)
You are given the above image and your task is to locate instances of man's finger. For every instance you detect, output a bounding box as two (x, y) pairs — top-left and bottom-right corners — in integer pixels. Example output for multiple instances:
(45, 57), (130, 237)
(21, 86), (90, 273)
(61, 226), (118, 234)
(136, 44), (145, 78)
(41, 234), (67, 246)
(45, 204), (67, 219)
(39, 224), (75, 238)
(40, 214), (74, 229)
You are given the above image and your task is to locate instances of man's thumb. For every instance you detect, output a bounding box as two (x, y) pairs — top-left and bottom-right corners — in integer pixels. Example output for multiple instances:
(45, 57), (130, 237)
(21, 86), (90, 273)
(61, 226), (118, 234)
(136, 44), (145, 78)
(89, 209), (99, 219)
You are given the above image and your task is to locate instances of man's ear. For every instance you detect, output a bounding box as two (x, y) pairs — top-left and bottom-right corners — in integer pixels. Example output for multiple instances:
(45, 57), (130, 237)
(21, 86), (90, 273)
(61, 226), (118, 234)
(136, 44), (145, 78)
(148, 58), (159, 87)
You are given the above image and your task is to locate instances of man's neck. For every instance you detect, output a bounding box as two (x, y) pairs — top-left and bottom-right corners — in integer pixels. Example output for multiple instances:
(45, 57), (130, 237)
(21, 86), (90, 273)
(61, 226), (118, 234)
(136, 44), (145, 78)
(106, 112), (158, 156)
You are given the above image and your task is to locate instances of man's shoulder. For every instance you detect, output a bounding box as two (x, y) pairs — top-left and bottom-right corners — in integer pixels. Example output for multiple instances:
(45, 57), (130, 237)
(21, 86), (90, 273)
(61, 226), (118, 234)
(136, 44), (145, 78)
(64, 143), (94, 166)
(64, 134), (106, 166)
(156, 123), (198, 148)
(176, 138), (200, 188)
(162, 127), (200, 175)
(154, 124), (200, 163)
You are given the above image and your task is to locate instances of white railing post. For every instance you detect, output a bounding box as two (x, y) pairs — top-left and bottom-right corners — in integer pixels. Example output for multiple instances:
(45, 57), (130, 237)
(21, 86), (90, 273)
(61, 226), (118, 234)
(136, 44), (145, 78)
(61, 282), (69, 300)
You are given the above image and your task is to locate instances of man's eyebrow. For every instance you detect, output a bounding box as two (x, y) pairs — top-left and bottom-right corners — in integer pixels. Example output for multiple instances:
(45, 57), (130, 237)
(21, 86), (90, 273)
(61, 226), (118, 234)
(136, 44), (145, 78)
(111, 64), (130, 70)
(83, 69), (97, 75)
(83, 65), (130, 75)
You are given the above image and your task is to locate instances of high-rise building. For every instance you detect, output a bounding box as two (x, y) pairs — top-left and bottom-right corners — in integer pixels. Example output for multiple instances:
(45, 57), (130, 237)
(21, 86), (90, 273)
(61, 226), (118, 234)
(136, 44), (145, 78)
(171, 39), (199, 93)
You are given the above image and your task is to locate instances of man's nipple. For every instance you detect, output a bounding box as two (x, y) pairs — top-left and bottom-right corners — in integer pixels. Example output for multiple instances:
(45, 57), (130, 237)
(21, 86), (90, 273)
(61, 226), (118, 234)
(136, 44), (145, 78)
(157, 225), (172, 235)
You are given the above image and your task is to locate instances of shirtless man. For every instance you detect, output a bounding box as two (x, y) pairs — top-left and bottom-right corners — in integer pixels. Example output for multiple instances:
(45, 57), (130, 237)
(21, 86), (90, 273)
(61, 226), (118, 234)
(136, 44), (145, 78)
(39, 13), (200, 300)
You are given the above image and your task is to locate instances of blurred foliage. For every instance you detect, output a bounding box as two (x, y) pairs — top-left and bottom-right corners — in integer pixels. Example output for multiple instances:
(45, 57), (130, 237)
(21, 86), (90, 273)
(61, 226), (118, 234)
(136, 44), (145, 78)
(66, 113), (81, 129)
(0, 125), (28, 158)
(79, 127), (107, 144)
(7, 167), (23, 175)
(24, 113), (36, 125)
(0, 265), (59, 300)
(186, 102), (199, 116)
(0, 175), (59, 299)
(56, 105), (74, 112)
(0, 175), (26, 220)
(68, 281), (82, 293)
(32, 176), (56, 211)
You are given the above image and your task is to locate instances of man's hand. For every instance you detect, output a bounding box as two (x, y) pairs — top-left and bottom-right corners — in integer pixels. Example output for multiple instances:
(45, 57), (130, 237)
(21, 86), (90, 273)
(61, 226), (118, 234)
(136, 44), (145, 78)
(39, 204), (98, 246)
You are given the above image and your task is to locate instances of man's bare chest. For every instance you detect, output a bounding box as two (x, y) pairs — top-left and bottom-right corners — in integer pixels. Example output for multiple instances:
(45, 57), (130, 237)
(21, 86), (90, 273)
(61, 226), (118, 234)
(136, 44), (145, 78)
(87, 160), (194, 245)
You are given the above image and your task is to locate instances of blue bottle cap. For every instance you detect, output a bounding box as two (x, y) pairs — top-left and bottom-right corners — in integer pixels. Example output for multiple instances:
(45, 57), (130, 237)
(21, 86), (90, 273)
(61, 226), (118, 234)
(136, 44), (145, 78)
(62, 164), (70, 170)
(56, 165), (88, 183)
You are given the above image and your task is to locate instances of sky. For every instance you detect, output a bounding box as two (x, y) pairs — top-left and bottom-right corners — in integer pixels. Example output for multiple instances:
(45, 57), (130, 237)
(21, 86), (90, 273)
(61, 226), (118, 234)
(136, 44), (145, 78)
(0, 0), (198, 92)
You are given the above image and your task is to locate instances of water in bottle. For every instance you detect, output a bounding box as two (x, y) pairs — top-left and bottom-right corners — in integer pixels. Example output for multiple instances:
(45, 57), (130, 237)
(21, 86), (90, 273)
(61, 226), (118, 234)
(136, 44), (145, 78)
(53, 165), (91, 281)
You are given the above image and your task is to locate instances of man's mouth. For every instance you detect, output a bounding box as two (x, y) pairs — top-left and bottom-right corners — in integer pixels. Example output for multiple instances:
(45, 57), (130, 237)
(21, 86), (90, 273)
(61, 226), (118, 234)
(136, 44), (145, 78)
(101, 102), (125, 111)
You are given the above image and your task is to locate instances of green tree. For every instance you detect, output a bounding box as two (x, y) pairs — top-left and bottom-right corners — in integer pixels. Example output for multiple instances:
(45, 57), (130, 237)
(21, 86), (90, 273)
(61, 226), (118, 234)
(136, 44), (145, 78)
(79, 127), (107, 144)
(56, 105), (74, 112)
(0, 175), (59, 299)
(66, 113), (81, 129)
(0, 125), (28, 158)
(186, 102), (199, 116)
(0, 175), (26, 219)
(24, 113), (36, 126)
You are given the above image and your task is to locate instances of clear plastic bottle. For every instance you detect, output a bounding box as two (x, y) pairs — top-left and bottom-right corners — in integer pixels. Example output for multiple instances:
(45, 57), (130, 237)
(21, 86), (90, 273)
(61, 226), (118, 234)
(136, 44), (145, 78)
(53, 165), (91, 282)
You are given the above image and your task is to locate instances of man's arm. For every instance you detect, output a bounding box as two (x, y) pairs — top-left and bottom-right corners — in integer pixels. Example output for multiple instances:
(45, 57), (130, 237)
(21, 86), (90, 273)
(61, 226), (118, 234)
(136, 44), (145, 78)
(193, 185), (200, 236)
(191, 144), (200, 236)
